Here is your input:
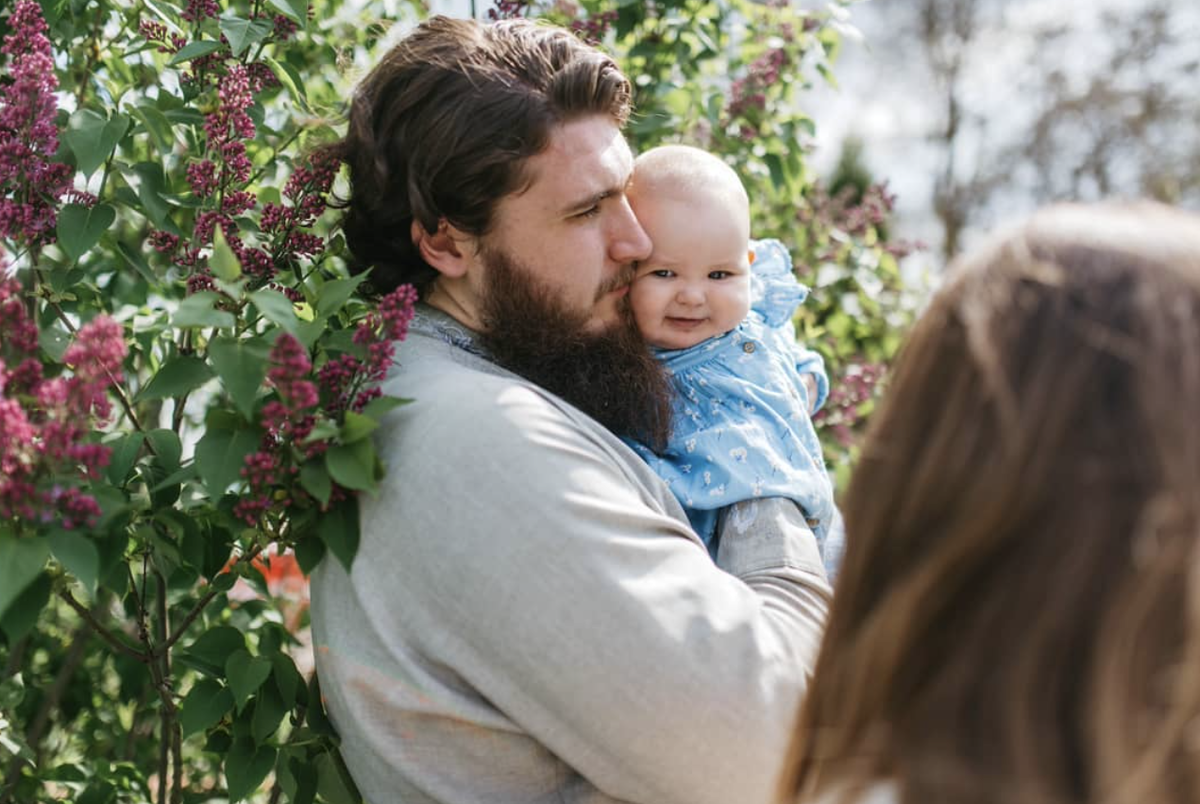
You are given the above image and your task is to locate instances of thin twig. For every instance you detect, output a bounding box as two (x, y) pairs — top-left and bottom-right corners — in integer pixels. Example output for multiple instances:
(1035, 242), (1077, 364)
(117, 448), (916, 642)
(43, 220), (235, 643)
(148, 571), (172, 804)
(58, 589), (149, 663)
(156, 543), (266, 656)
(170, 724), (183, 804)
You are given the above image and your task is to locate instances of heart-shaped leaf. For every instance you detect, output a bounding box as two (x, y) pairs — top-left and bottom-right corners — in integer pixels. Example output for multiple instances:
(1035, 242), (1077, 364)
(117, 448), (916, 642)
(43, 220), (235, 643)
(57, 204), (116, 261)
(225, 650), (272, 712)
(65, 110), (130, 178)
(225, 737), (276, 803)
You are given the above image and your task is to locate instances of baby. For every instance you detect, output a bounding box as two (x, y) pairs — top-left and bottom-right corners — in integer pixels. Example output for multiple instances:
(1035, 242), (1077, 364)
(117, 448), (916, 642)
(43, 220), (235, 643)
(625, 144), (841, 574)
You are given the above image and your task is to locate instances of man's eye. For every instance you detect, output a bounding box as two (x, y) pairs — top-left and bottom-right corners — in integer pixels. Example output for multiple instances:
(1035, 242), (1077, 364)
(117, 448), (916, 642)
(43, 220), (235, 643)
(575, 206), (601, 219)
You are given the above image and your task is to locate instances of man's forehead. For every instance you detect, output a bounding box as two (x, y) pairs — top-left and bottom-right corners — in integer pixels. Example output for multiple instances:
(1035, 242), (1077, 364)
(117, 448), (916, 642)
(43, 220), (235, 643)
(518, 117), (633, 206)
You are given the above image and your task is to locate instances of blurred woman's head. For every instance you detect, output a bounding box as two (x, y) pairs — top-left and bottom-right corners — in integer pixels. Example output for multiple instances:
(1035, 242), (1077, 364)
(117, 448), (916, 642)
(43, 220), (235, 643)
(785, 203), (1200, 804)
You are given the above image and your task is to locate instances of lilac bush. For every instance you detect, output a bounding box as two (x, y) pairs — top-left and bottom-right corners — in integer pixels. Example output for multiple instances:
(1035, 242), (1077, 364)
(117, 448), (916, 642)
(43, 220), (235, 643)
(0, 0), (911, 801)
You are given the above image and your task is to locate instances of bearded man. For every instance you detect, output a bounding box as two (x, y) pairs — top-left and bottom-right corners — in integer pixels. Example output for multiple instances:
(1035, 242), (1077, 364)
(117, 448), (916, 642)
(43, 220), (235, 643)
(309, 15), (831, 804)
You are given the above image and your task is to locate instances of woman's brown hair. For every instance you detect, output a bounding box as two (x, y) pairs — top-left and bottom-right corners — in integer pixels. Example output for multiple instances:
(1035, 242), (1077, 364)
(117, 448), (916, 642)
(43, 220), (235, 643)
(783, 203), (1200, 804)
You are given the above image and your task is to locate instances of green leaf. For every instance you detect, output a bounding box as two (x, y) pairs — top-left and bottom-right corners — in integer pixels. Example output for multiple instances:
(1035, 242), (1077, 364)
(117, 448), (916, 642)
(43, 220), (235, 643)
(48, 532), (100, 594)
(138, 355), (214, 400)
(359, 395), (410, 421)
(173, 291), (237, 329)
(288, 754), (318, 804)
(106, 433), (143, 485)
(57, 203), (116, 261)
(270, 653), (304, 707)
(315, 748), (361, 804)
(209, 337), (269, 419)
(39, 321), (72, 363)
(251, 681), (287, 742)
(340, 411), (378, 444)
(226, 650), (272, 713)
(180, 679), (234, 737)
(315, 276), (366, 318)
(131, 105), (176, 154)
(226, 738), (277, 803)
(117, 240), (158, 285)
(194, 425), (260, 494)
(299, 460), (332, 507)
(168, 40), (224, 65)
(249, 289), (299, 335)
(293, 537), (325, 575)
(65, 110), (130, 178)
(0, 535), (49, 621)
(0, 572), (50, 642)
(181, 625), (247, 677)
(149, 463), (198, 492)
(318, 497), (360, 573)
(148, 428), (183, 474)
(128, 161), (175, 230)
(264, 0), (307, 25)
(324, 440), (377, 492)
(263, 55), (310, 113)
(210, 226), (243, 282)
(219, 16), (274, 57)
(764, 152), (788, 192)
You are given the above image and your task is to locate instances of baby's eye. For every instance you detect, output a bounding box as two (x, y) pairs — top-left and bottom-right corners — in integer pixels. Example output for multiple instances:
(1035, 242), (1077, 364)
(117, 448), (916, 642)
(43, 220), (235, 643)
(652, 269), (674, 278)
(709, 270), (732, 280)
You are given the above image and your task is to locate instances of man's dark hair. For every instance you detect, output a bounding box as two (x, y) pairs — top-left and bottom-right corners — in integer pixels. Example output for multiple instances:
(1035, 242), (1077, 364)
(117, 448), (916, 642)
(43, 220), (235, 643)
(321, 16), (633, 296)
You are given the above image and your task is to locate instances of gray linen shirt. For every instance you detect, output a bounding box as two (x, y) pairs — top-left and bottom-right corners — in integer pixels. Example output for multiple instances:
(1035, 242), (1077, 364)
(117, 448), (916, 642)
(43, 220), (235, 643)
(309, 306), (832, 804)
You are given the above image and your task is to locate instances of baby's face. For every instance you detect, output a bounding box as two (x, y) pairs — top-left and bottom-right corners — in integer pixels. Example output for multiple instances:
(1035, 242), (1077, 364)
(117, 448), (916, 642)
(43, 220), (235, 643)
(628, 193), (752, 350)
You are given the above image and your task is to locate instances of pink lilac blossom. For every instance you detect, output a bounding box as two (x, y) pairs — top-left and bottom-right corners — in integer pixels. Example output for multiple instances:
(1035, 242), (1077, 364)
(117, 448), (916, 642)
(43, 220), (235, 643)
(488, 0), (531, 20)
(182, 0), (220, 23)
(0, 275), (127, 530)
(727, 47), (789, 125)
(233, 285), (418, 526)
(813, 362), (886, 448)
(570, 11), (618, 44)
(0, 0), (73, 246)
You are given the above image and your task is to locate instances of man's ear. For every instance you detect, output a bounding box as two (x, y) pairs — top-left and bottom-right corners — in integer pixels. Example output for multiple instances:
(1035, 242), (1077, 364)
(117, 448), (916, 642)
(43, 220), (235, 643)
(412, 219), (474, 278)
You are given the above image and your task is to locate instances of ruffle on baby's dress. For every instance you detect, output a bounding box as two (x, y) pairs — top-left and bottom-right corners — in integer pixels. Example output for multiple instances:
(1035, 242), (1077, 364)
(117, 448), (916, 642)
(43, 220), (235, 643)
(749, 238), (808, 327)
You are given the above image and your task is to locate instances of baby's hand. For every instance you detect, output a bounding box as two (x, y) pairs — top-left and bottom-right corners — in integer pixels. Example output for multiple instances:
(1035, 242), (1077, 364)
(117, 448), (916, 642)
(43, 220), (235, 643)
(800, 374), (819, 415)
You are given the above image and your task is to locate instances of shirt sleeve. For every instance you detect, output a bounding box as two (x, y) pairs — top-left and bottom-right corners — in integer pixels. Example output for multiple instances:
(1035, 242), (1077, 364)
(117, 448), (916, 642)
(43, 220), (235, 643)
(349, 381), (831, 804)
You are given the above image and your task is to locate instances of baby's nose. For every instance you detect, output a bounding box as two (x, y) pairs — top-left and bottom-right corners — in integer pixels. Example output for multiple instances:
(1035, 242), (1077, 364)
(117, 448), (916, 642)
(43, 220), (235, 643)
(676, 285), (704, 305)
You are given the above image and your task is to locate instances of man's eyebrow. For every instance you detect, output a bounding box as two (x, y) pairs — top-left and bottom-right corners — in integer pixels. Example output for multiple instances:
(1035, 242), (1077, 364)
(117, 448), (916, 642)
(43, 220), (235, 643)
(560, 188), (616, 216)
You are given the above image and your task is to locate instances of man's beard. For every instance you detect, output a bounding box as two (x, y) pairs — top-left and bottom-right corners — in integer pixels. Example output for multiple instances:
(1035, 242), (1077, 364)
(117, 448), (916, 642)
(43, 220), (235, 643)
(475, 247), (673, 451)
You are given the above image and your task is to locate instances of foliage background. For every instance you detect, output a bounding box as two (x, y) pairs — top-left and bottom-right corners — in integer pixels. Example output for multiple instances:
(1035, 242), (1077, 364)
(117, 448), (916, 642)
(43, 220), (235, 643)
(0, 0), (912, 802)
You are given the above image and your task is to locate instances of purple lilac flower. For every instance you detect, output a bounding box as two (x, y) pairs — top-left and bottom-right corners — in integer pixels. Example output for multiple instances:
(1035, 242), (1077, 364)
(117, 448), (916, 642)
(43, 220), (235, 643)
(0, 0), (72, 246)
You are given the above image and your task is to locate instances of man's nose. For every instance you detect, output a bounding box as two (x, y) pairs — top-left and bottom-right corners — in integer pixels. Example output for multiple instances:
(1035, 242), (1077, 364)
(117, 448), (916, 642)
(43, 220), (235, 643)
(609, 197), (652, 263)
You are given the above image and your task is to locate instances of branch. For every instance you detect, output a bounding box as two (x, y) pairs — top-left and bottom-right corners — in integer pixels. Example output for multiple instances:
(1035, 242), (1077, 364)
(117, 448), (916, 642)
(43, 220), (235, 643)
(58, 588), (150, 663)
(156, 543), (266, 656)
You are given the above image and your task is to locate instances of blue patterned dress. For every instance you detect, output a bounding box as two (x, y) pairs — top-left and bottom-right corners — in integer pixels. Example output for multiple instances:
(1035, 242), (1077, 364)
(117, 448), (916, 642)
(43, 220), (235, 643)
(627, 239), (841, 571)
